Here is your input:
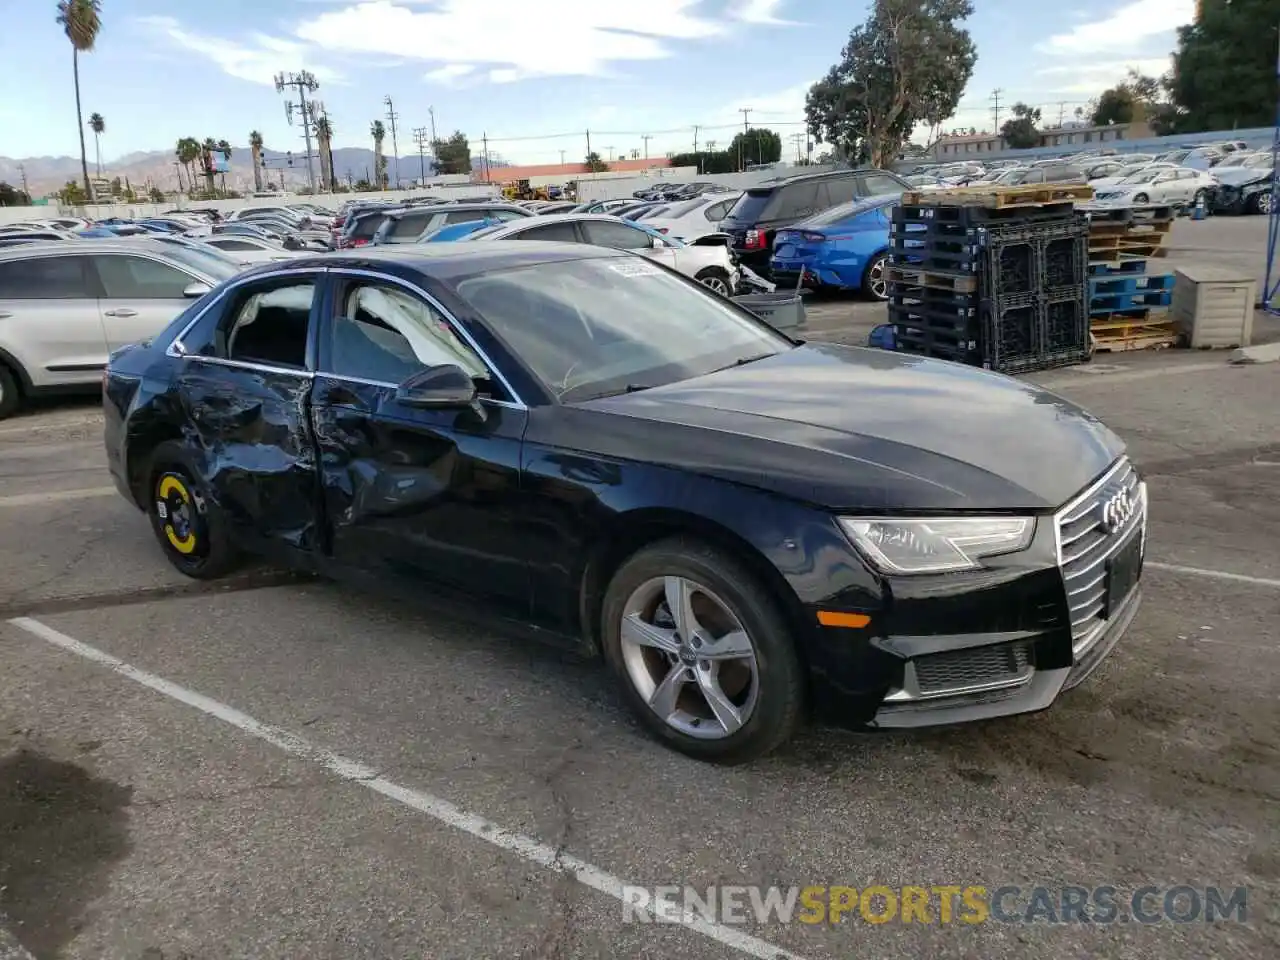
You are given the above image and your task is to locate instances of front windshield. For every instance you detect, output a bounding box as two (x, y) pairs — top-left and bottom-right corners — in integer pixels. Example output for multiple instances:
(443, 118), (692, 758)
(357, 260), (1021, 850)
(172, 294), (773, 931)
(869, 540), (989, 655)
(159, 243), (241, 280)
(454, 256), (790, 403)
(1119, 170), (1160, 184)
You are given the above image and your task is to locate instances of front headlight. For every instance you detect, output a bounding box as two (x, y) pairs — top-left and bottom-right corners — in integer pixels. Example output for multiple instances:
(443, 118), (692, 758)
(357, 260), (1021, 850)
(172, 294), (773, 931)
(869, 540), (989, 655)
(838, 516), (1035, 575)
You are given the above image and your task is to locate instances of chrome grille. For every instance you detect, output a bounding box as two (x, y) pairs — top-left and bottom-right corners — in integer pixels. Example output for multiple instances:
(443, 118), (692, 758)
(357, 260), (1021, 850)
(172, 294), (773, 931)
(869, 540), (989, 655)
(914, 641), (1033, 693)
(1055, 459), (1146, 650)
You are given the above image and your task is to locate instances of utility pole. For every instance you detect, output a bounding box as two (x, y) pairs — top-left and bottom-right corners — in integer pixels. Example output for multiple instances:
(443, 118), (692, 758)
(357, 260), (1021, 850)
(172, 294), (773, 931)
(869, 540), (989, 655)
(413, 127), (430, 185)
(18, 162), (30, 200)
(641, 134), (652, 160)
(693, 125), (699, 153)
(427, 105), (437, 144)
(384, 95), (402, 189)
(990, 88), (1004, 133)
(559, 149), (566, 165)
(790, 132), (805, 162)
(738, 107), (753, 170)
(275, 71), (320, 193)
(585, 129), (592, 166)
(605, 145), (614, 162)
(1056, 101), (1066, 127)
(482, 132), (490, 183)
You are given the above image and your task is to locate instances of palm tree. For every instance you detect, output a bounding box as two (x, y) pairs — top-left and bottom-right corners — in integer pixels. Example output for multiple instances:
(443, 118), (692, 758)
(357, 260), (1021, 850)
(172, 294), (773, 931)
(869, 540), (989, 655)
(88, 112), (104, 176)
(314, 116), (335, 192)
(56, 0), (102, 202)
(216, 139), (232, 195)
(370, 120), (386, 190)
(176, 137), (201, 195)
(200, 137), (219, 194)
(249, 130), (264, 193)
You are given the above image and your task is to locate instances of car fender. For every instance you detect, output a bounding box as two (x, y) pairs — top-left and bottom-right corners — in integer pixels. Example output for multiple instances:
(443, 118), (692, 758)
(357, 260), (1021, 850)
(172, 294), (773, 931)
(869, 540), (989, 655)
(0, 341), (33, 391)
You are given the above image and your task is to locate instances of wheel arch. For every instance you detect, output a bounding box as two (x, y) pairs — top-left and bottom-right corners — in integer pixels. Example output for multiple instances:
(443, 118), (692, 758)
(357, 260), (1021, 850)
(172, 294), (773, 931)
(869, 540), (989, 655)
(126, 419), (196, 508)
(576, 506), (813, 671)
(0, 344), (33, 393)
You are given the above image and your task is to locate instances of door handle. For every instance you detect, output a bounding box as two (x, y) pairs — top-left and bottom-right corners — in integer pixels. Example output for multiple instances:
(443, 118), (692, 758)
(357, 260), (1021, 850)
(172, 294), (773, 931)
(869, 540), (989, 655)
(105, 308), (138, 318)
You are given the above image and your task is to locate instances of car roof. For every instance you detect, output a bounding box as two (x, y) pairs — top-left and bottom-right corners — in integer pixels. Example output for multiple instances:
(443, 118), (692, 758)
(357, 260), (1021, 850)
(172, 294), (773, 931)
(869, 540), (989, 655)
(390, 202), (527, 218)
(0, 237), (185, 260)
(752, 168), (880, 189)
(263, 240), (625, 282)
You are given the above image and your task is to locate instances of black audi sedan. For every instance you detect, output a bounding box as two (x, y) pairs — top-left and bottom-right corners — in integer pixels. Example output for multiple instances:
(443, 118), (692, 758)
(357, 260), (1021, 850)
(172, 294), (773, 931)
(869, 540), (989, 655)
(103, 242), (1147, 763)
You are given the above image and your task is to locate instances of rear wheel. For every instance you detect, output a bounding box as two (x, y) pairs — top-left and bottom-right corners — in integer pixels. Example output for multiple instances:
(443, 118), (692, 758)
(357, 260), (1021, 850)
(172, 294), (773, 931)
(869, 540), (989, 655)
(146, 441), (240, 579)
(1251, 191), (1273, 215)
(695, 267), (733, 296)
(600, 537), (805, 763)
(862, 252), (889, 300)
(0, 364), (19, 421)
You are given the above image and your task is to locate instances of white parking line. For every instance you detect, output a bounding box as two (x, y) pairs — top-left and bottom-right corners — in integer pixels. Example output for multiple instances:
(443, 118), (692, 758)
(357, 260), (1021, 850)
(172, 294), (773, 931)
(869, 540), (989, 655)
(1146, 561), (1280, 589)
(6, 616), (807, 960)
(0, 487), (117, 508)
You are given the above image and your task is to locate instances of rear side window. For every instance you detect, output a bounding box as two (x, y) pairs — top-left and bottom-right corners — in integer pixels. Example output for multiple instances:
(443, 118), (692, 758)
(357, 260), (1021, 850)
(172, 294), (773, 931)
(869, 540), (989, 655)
(770, 182), (820, 220)
(860, 174), (905, 196)
(0, 255), (92, 298)
(444, 210), (494, 226)
(352, 215), (389, 239)
(703, 199), (734, 221)
(217, 280), (316, 369)
(820, 177), (859, 207)
(389, 213), (433, 239)
(515, 222), (580, 242)
(582, 220), (652, 251)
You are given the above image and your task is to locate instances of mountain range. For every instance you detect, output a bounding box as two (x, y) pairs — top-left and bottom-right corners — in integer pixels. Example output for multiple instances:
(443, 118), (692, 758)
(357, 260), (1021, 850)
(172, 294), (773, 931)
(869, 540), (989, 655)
(0, 145), (503, 197)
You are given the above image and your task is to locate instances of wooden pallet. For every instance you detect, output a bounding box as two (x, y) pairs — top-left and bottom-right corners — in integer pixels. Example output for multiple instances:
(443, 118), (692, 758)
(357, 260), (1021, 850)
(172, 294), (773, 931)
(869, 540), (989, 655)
(1088, 236), (1168, 257)
(901, 183), (1095, 209)
(1089, 314), (1178, 352)
(1088, 219), (1174, 238)
(885, 265), (977, 293)
(1091, 329), (1178, 352)
(1089, 249), (1167, 268)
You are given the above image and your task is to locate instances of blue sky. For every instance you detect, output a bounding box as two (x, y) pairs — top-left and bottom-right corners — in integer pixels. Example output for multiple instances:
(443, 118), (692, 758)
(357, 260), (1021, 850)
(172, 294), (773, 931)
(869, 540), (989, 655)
(0, 0), (1194, 163)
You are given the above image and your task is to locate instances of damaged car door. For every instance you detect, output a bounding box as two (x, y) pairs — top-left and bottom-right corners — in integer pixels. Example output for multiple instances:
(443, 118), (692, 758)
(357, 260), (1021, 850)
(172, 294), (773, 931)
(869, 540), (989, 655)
(168, 270), (324, 555)
(309, 270), (530, 614)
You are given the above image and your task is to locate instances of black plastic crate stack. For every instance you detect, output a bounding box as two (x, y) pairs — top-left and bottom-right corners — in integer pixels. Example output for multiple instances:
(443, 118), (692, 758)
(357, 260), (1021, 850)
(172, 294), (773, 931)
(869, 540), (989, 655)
(887, 200), (1091, 373)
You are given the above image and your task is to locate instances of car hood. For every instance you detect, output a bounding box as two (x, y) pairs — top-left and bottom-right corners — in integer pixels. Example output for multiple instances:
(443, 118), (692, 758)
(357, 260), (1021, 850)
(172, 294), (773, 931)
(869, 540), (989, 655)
(1213, 168), (1272, 187)
(575, 343), (1123, 512)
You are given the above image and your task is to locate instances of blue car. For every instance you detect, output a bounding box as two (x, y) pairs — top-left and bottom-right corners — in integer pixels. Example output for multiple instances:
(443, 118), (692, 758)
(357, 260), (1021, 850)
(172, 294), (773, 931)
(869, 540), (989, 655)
(769, 194), (901, 300)
(419, 218), (502, 242)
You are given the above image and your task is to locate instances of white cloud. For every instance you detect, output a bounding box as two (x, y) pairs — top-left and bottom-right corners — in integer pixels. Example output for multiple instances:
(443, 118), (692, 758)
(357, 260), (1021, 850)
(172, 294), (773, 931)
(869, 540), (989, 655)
(727, 0), (798, 25)
(1040, 0), (1195, 55)
(423, 63), (476, 84)
(137, 16), (344, 86)
(294, 0), (730, 81)
(1036, 56), (1174, 95)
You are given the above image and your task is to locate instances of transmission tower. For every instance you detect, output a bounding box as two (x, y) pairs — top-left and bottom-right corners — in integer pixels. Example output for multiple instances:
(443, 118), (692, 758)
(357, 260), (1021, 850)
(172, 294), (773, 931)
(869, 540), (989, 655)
(275, 71), (320, 192)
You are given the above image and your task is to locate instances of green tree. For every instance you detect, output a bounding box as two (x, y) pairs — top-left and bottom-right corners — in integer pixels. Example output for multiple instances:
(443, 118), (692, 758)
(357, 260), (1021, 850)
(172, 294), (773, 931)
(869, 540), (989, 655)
(0, 182), (32, 206)
(148, 185), (165, 203)
(109, 175), (122, 196)
(728, 128), (783, 169)
(431, 131), (472, 175)
(175, 137), (202, 195)
(1001, 103), (1041, 149)
(56, 0), (102, 201)
(57, 179), (87, 205)
(1170, 0), (1279, 132)
(805, 0), (976, 167)
(1091, 86), (1136, 126)
(200, 137), (219, 194)
(668, 150), (737, 174)
(584, 151), (609, 172)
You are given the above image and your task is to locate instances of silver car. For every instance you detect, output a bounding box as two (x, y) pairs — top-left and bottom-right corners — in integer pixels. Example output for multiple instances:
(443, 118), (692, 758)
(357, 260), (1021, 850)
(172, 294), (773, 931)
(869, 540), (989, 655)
(0, 239), (239, 419)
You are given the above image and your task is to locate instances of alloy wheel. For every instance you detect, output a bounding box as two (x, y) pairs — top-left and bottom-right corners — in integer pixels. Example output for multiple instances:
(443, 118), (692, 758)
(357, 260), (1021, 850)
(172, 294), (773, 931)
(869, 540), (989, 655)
(1261, 191), (1274, 214)
(700, 274), (731, 296)
(867, 257), (888, 300)
(619, 575), (760, 739)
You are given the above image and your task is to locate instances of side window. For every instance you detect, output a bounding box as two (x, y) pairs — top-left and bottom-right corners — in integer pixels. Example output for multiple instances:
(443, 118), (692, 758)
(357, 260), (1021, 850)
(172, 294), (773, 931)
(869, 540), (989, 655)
(352, 215), (387, 239)
(444, 210), (491, 225)
(0, 256), (92, 299)
(582, 220), (652, 251)
(329, 282), (489, 387)
(94, 255), (195, 299)
(703, 200), (732, 221)
(859, 174), (904, 196)
(773, 183), (819, 219)
(214, 280), (315, 369)
(1021, 168), (1046, 184)
(824, 177), (859, 206)
(491, 209), (526, 221)
(389, 214), (431, 239)
(210, 240), (258, 251)
(517, 222), (581, 242)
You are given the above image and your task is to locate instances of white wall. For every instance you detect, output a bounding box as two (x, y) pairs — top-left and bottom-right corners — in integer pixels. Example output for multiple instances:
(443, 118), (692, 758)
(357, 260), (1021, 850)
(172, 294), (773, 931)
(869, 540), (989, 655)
(0, 182), (503, 225)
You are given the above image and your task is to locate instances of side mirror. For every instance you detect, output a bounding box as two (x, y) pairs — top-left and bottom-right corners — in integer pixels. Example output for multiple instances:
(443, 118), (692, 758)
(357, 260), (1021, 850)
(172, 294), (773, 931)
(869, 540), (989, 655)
(183, 281), (212, 298)
(395, 363), (485, 418)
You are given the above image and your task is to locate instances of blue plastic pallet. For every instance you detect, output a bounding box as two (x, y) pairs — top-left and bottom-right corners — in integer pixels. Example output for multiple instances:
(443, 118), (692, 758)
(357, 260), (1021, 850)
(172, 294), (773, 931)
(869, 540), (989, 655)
(1088, 273), (1175, 296)
(1087, 258), (1149, 277)
(1089, 290), (1173, 314)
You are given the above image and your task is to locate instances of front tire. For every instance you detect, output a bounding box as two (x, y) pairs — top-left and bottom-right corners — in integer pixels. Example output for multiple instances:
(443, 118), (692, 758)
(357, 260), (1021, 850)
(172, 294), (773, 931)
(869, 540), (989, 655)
(146, 441), (240, 579)
(862, 252), (889, 301)
(600, 536), (805, 763)
(1250, 190), (1273, 215)
(0, 364), (19, 421)
(1132, 193), (1149, 204)
(695, 267), (733, 297)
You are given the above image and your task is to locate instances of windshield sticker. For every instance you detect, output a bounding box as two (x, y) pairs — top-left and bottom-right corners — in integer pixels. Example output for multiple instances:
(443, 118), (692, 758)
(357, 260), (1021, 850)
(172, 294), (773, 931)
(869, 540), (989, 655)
(608, 261), (665, 278)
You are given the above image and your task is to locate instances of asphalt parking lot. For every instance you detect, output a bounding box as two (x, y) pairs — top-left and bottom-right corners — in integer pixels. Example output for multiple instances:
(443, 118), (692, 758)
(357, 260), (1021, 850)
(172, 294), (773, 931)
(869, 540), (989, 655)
(1, 216), (1278, 959)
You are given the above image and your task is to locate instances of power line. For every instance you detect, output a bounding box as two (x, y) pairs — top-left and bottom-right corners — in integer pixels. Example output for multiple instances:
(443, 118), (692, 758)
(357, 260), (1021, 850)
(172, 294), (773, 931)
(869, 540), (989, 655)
(990, 88), (1004, 132)
(275, 71), (320, 193)
(412, 126), (430, 185)
(641, 134), (652, 159)
(738, 107), (753, 171)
